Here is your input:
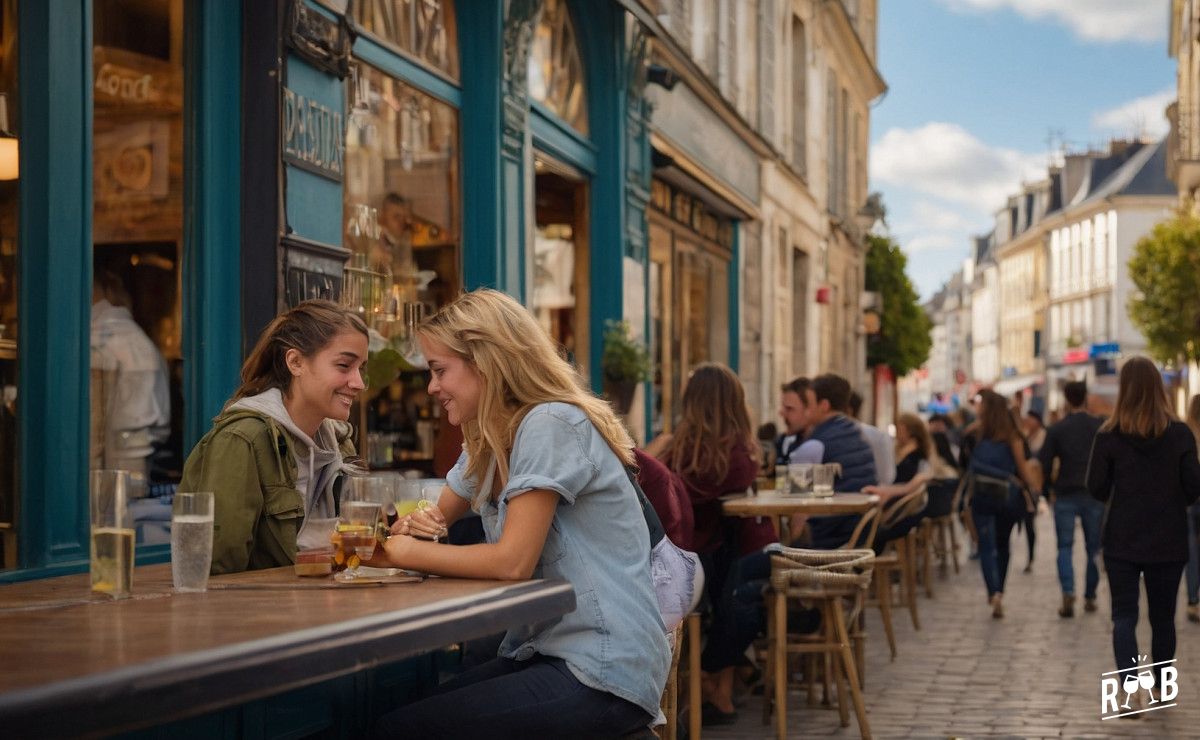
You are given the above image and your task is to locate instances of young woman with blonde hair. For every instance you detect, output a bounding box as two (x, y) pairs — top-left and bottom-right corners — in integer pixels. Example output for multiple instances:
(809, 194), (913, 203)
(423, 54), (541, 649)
(1089, 358), (1200, 694)
(371, 289), (668, 739)
(863, 413), (955, 501)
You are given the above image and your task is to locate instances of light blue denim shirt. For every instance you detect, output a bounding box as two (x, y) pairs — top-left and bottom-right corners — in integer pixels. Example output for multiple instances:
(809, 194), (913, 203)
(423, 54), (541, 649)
(447, 402), (670, 717)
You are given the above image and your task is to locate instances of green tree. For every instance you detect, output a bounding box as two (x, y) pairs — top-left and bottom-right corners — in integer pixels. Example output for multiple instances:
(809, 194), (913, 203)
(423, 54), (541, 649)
(865, 233), (932, 377)
(1128, 210), (1200, 364)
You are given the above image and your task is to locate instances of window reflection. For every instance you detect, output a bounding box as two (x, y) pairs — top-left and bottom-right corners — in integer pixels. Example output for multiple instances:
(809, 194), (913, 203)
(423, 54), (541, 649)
(343, 62), (460, 471)
(354, 0), (459, 80)
(90, 0), (185, 547)
(0, 0), (17, 569)
(528, 0), (587, 135)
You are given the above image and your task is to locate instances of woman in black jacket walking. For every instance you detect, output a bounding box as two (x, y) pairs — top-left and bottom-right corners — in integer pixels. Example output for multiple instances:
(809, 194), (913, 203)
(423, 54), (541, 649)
(1087, 357), (1200, 695)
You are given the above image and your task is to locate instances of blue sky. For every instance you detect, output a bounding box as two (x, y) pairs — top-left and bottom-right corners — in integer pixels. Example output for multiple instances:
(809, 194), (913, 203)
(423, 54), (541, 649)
(869, 0), (1176, 299)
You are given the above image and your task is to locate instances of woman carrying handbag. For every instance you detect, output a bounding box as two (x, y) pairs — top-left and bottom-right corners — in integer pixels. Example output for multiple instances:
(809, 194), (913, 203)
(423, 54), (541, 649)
(962, 390), (1041, 618)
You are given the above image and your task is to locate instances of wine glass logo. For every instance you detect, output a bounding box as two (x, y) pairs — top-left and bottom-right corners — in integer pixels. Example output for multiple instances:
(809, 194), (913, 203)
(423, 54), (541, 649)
(1138, 668), (1159, 705)
(1120, 671), (1140, 710)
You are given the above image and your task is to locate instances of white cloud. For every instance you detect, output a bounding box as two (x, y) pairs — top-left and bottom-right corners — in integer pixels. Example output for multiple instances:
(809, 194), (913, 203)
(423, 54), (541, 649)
(1091, 88), (1174, 139)
(870, 123), (1048, 216)
(938, 0), (1165, 43)
(890, 201), (979, 257)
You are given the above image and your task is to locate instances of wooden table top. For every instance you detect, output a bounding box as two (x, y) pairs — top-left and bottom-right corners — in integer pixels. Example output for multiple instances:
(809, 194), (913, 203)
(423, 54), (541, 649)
(0, 564), (575, 737)
(722, 492), (880, 517)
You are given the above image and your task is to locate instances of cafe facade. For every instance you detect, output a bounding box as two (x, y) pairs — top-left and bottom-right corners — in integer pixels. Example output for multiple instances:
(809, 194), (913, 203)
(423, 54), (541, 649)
(2, 0), (749, 588)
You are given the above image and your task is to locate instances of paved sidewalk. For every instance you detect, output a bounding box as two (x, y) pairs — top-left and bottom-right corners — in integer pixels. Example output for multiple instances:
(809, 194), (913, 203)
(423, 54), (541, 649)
(700, 510), (1200, 738)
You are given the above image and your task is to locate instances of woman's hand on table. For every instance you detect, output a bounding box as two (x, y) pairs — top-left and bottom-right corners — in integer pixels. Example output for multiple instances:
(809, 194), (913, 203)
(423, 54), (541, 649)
(391, 505), (448, 541)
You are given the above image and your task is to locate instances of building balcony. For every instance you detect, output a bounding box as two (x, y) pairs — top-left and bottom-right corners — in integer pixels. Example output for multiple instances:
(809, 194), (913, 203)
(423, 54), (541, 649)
(1169, 99), (1200, 193)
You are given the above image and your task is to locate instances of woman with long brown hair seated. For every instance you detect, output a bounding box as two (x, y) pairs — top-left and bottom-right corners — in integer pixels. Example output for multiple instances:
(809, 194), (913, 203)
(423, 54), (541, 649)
(647, 363), (770, 724)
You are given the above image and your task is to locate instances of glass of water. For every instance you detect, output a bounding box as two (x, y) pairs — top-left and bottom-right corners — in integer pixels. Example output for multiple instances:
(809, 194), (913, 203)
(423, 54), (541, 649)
(90, 470), (134, 598)
(788, 463), (813, 495)
(171, 491), (215, 592)
(812, 463), (840, 497)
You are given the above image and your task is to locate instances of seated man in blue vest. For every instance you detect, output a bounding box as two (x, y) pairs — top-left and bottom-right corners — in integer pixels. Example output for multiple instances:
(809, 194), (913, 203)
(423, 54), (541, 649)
(792, 373), (878, 548)
(776, 377), (819, 465)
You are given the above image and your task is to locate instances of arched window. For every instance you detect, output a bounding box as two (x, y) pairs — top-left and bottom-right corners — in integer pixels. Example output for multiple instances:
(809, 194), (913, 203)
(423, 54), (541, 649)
(354, 0), (459, 80)
(528, 0), (587, 135)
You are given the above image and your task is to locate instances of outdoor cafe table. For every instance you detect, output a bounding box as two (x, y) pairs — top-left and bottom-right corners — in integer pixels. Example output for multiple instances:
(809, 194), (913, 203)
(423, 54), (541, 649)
(722, 491), (880, 518)
(0, 564), (575, 738)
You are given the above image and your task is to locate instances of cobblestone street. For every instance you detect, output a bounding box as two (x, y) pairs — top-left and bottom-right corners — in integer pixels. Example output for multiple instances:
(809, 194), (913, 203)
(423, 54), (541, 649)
(704, 511), (1200, 739)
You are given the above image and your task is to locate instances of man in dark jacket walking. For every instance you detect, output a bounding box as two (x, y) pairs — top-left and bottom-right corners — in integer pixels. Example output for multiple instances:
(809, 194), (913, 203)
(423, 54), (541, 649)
(1038, 380), (1104, 617)
(797, 374), (878, 547)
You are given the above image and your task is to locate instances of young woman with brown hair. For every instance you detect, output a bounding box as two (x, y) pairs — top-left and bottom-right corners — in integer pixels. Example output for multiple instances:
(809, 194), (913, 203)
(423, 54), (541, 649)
(650, 363), (763, 556)
(965, 389), (1041, 618)
(178, 300), (369, 574)
(646, 363), (767, 724)
(1088, 357), (1200, 693)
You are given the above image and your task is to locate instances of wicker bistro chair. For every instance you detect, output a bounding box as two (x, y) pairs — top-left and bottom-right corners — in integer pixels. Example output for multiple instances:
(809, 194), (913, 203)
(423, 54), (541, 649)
(870, 486), (928, 658)
(919, 478), (961, 578)
(654, 622), (686, 740)
(763, 548), (876, 740)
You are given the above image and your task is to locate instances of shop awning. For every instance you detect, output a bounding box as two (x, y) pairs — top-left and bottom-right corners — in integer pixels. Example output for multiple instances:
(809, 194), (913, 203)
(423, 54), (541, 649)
(990, 374), (1044, 397)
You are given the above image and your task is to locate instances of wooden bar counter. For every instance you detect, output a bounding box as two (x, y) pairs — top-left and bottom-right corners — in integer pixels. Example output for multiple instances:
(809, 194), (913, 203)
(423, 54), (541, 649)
(0, 565), (575, 738)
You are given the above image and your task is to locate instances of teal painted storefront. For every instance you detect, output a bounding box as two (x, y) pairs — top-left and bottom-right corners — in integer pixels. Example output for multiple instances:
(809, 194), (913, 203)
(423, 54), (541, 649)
(6, 0), (659, 582)
(9, 0), (242, 582)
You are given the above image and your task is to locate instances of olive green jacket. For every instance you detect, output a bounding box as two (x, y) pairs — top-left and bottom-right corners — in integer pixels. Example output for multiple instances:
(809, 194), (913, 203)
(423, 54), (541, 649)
(179, 409), (356, 575)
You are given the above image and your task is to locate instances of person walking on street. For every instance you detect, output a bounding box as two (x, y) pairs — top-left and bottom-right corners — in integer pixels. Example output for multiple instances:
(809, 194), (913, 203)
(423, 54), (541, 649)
(1087, 357), (1200, 703)
(1183, 395), (1200, 623)
(964, 390), (1041, 618)
(1037, 381), (1104, 618)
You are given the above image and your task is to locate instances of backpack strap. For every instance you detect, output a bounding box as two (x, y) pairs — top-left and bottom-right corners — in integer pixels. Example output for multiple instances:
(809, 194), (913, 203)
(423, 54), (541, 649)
(625, 466), (666, 549)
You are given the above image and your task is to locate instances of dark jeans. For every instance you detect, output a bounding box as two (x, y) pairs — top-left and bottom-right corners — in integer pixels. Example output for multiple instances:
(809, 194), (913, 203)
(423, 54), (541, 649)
(372, 655), (652, 739)
(809, 514), (860, 549)
(1186, 503), (1200, 605)
(703, 551), (768, 672)
(971, 489), (1023, 597)
(1104, 555), (1186, 682)
(1053, 494), (1103, 598)
(700, 551), (821, 672)
(1023, 508), (1036, 563)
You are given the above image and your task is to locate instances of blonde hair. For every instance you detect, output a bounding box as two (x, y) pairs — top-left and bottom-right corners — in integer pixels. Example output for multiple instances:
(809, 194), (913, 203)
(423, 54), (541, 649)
(1101, 356), (1175, 437)
(417, 289), (635, 507)
(661, 362), (758, 482)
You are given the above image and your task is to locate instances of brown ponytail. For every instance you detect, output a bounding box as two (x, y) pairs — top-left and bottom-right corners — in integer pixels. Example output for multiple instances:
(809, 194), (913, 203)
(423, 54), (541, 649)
(229, 300), (369, 407)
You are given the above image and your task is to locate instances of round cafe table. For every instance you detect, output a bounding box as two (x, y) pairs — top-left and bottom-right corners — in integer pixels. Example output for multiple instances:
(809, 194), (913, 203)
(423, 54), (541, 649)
(721, 491), (880, 518)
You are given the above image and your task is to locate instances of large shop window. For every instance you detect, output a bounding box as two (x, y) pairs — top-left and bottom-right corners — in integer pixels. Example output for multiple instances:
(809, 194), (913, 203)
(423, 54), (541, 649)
(89, 0), (186, 548)
(353, 0), (459, 81)
(343, 61), (460, 472)
(647, 179), (734, 436)
(0, 0), (17, 569)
